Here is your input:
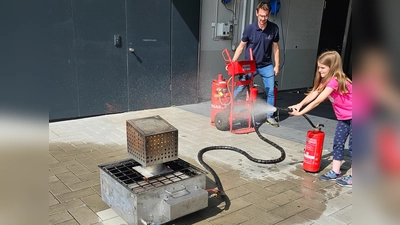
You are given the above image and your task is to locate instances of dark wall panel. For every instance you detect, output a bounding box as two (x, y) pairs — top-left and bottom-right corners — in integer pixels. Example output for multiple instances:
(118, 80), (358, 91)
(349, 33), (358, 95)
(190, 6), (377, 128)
(73, 0), (128, 117)
(1, 1), (50, 115)
(49, 0), (79, 120)
(127, 0), (171, 111)
(171, 0), (200, 105)
(44, 0), (200, 121)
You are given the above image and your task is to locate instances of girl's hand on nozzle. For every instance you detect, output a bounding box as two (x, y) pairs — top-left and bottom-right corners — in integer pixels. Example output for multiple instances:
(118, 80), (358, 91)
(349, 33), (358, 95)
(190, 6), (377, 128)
(288, 107), (301, 116)
(288, 103), (302, 112)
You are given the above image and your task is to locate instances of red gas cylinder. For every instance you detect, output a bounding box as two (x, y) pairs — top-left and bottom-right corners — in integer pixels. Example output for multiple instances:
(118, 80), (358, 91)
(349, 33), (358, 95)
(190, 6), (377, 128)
(303, 129), (325, 172)
(211, 74), (230, 126)
(274, 81), (278, 106)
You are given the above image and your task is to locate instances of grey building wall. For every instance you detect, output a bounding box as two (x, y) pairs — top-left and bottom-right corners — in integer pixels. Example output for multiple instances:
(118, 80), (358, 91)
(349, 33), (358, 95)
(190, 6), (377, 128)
(0, 1), (50, 114)
(278, 0), (324, 90)
(2, 0), (348, 121)
(199, 0), (324, 101)
(47, 0), (200, 120)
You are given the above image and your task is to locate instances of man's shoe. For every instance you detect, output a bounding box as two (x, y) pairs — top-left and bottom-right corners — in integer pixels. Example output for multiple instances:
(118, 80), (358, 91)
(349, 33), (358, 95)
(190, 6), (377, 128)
(266, 117), (279, 127)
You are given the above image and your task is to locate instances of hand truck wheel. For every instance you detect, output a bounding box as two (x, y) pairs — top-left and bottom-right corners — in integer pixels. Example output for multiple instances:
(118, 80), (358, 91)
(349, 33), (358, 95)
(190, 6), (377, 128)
(215, 112), (230, 131)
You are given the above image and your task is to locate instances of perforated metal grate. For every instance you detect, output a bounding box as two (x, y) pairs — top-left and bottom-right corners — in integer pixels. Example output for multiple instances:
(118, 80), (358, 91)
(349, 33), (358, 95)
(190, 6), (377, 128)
(126, 116), (178, 167)
(99, 158), (207, 193)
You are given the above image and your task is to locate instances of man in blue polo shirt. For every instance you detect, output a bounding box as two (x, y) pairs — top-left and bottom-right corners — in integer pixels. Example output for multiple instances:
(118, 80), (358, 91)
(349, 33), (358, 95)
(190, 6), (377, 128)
(232, 1), (280, 127)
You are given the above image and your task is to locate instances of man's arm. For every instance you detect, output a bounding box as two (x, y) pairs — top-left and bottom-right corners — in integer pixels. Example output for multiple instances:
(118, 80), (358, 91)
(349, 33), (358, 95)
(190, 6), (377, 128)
(232, 41), (247, 62)
(272, 42), (280, 76)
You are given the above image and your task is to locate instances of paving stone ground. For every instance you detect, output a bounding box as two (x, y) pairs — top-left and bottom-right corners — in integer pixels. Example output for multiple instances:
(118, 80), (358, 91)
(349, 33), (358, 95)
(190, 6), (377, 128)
(49, 99), (352, 225)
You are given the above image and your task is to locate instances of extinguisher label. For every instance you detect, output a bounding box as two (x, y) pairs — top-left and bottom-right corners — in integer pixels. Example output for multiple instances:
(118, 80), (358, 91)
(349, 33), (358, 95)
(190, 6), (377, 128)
(304, 138), (317, 164)
(211, 104), (226, 109)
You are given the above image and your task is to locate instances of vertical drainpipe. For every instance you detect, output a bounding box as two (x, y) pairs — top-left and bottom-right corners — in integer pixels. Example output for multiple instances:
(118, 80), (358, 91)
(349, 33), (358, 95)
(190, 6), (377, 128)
(341, 0), (352, 61)
(232, 0), (237, 50)
(249, 0), (254, 24)
(241, 0), (247, 35)
(213, 0), (219, 40)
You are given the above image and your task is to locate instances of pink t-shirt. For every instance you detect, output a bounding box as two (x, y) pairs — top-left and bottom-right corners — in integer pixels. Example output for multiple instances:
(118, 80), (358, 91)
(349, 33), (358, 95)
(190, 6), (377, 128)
(326, 78), (352, 120)
(352, 74), (380, 123)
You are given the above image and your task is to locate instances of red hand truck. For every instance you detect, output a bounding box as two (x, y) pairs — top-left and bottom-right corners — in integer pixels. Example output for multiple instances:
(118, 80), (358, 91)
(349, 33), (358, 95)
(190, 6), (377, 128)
(210, 48), (258, 134)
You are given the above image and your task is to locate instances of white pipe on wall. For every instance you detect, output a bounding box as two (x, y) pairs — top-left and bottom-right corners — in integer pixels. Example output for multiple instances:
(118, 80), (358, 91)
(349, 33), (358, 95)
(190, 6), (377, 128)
(249, 0), (255, 24)
(232, 0), (238, 49)
(241, 0), (247, 35)
(213, 0), (219, 40)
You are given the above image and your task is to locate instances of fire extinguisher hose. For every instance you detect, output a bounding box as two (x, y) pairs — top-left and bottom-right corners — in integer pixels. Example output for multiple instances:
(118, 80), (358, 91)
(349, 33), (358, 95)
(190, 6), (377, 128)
(198, 109), (289, 196)
(197, 135), (286, 196)
(275, 107), (322, 129)
(302, 114), (323, 129)
(198, 107), (321, 197)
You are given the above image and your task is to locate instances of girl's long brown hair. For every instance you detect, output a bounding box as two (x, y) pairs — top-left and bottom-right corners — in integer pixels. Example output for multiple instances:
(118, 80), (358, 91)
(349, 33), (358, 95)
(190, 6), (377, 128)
(311, 51), (352, 94)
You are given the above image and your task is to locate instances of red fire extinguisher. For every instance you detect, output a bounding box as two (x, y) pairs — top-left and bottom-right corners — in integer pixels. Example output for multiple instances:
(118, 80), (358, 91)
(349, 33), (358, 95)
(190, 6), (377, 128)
(303, 125), (325, 173)
(210, 74), (230, 126)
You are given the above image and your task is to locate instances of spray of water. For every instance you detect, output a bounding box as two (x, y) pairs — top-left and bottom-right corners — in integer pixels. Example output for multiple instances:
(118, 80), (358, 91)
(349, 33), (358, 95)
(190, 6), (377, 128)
(252, 101), (277, 116)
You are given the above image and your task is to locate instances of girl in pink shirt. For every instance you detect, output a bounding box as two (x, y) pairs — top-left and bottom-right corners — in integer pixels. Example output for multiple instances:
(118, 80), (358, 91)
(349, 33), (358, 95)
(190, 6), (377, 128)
(289, 50), (352, 187)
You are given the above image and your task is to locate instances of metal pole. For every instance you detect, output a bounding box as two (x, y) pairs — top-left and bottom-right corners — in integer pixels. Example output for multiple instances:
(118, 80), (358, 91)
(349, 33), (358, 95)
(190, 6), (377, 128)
(241, 0), (247, 35)
(249, 0), (254, 24)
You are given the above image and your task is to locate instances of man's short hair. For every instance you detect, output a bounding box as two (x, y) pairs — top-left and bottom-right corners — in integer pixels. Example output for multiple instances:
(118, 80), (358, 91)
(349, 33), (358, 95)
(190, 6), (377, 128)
(256, 1), (271, 12)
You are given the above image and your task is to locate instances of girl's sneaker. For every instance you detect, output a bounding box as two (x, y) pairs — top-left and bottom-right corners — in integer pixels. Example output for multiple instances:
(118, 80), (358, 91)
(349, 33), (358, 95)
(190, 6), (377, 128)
(336, 175), (352, 187)
(318, 170), (342, 181)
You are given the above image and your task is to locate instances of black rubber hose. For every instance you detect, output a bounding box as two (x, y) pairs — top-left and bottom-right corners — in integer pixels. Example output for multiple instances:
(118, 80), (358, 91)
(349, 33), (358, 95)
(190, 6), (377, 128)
(302, 114), (323, 129)
(198, 107), (322, 195)
(276, 107), (323, 129)
(197, 118), (286, 195)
